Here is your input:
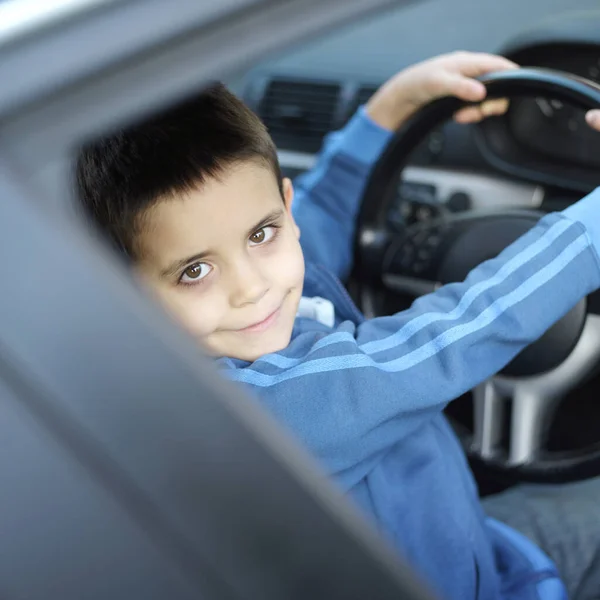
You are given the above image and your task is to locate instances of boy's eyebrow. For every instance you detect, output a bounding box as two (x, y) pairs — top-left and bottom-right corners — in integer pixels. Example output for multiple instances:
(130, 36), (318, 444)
(247, 208), (284, 238)
(161, 251), (212, 278)
(161, 208), (285, 278)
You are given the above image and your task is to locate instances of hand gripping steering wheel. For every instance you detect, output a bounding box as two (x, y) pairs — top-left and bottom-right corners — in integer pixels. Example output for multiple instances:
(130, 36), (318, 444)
(356, 68), (600, 482)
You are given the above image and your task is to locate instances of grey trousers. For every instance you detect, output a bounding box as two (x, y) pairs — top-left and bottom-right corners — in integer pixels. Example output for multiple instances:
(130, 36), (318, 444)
(483, 478), (600, 600)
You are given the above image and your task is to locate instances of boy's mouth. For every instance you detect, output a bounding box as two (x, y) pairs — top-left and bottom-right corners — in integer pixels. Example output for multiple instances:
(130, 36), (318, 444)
(237, 303), (283, 334)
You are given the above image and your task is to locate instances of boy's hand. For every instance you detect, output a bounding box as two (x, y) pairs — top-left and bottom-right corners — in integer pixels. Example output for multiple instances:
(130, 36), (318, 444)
(586, 110), (600, 132)
(366, 51), (518, 131)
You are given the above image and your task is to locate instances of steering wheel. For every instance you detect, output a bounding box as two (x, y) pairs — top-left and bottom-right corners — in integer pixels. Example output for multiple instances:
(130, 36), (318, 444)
(356, 68), (600, 483)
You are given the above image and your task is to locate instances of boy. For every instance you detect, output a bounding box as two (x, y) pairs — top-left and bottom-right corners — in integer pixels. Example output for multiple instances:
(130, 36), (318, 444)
(77, 52), (600, 600)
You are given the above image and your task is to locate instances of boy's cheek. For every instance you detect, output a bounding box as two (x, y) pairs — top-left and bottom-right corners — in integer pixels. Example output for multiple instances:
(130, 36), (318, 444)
(165, 294), (223, 340)
(137, 274), (224, 341)
(275, 233), (305, 285)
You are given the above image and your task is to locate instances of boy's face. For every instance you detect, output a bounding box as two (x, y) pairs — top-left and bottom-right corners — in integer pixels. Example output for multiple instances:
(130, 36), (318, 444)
(135, 161), (304, 362)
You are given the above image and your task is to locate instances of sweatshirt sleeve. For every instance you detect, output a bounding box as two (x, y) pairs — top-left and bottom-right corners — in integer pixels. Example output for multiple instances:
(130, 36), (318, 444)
(224, 189), (600, 489)
(292, 107), (392, 281)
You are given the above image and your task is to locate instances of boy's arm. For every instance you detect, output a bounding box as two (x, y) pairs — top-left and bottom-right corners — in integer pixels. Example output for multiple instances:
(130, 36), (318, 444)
(292, 109), (392, 281)
(292, 54), (600, 282)
(224, 189), (600, 489)
(292, 52), (517, 280)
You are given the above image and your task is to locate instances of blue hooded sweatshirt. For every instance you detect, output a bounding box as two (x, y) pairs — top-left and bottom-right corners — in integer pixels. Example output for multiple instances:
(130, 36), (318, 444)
(220, 108), (600, 600)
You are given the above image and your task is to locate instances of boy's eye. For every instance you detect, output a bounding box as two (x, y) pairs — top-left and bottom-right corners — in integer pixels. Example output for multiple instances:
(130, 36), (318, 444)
(249, 226), (275, 246)
(179, 262), (212, 284)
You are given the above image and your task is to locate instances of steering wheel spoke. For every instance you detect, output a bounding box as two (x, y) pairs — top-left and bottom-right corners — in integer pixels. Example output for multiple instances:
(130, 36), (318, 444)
(493, 314), (600, 465)
(472, 380), (506, 460)
(507, 387), (551, 465)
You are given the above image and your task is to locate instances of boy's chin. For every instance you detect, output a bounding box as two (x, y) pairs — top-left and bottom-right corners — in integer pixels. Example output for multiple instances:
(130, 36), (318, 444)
(229, 335), (292, 363)
(205, 329), (294, 363)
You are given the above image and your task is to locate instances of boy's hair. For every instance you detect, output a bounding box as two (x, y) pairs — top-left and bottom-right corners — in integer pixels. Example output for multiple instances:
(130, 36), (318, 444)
(76, 82), (282, 258)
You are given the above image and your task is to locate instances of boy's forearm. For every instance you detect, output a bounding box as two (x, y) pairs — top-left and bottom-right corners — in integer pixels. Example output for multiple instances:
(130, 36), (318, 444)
(354, 208), (600, 402)
(292, 108), (392, 280)
(562, 188), (600, 256)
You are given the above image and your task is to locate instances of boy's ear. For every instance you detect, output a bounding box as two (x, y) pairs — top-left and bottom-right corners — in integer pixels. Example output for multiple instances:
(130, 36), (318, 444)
(282, 177), (300, 239)
(282, 177), (294, 209)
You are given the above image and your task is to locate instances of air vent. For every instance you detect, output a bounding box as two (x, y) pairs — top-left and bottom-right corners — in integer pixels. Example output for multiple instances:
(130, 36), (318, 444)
(343, 85), (378, 123)
(257, 79), (341, 153)
(354, 85), (378, 109)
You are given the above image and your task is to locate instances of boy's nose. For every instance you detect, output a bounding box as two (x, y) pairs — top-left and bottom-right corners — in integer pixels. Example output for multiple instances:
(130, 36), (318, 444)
(228, 260), (269, 308)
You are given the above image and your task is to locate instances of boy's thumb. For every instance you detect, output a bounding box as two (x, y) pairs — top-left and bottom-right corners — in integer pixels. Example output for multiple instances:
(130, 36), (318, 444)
(585, 109), (600, 130)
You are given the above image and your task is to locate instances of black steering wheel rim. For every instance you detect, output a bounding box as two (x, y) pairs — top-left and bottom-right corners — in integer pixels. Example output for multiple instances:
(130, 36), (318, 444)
(359, 67), (600, 227)
(355, 67), (600, 482)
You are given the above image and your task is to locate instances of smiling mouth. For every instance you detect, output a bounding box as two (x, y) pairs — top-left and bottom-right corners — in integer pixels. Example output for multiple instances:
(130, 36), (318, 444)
(238, 304), (283, 333)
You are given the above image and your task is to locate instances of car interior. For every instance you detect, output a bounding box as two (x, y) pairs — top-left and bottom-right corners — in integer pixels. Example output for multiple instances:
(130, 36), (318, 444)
(234, 0), (600, 495)
(1, 0), (600, 597)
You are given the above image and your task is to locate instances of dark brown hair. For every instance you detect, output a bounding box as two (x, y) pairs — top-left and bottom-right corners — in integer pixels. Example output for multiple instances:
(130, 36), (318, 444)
(76, 83), (282, 258)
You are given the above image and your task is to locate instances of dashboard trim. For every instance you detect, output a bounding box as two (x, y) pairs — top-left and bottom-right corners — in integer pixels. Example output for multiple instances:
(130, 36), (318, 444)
(279, 149), (544, 210)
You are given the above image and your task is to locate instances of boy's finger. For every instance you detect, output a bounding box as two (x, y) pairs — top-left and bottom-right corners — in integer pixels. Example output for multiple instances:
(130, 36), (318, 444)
(441, 73), (487, 103)
(453, 99), (510, 124)
(453, 105), (483, 124)
(585, 109), (600, 131)
(450, 51), (519, 78)
(481, 98), (510, 116)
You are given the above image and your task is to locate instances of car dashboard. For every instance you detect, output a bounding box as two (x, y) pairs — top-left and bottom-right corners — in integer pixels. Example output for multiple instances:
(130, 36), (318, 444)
(233, 7), (600, 483)
(237, 14), (600, 218)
